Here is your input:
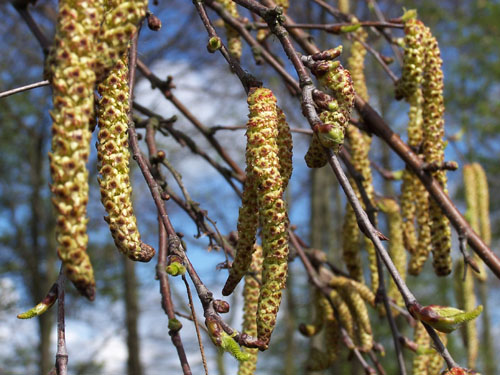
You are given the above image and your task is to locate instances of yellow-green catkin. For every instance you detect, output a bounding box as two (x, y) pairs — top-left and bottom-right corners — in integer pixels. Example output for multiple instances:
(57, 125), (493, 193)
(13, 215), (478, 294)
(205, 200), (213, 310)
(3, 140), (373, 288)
(474, 163), (490, 246)
(95, 0), (148, 81)
(222, 165), (259, 295)
(340, 285), (373, 351)
(330, 289), (355, 340)
(427, 333), (447, 374)
(276, 107), (293, 190)
(245, 89), (289, 346)
(396, 16), (433, 276)
(421, 26), (452, 276)
(342, 205), (365, 283)
(238, 245), (263, 375)
(48, 0), (104, 300)
(299, 289), (326, 337)
(97, 55), (155, 262)
(305, 294), (340, 371)
(463, 164), (486, 282)
(338, 0), (349, 13)
(328, 275), (376, 308)
(413, 322), (430, 375)
(454, 260), (478, 369)
(345, 29), (380, 293)
(216, 0), (242, 60)
(378, 198), (406, 312)
(304, 132), (328, 168)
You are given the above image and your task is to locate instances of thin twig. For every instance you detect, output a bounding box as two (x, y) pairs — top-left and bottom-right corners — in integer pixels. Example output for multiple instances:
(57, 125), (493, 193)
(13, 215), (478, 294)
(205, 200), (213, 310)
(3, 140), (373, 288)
(55, 268), (68, 375)
(182, 275), (209, 375)
(355, 95), (500, 278)
(157, 219), (192, 375)
(0, 80), (50, 99)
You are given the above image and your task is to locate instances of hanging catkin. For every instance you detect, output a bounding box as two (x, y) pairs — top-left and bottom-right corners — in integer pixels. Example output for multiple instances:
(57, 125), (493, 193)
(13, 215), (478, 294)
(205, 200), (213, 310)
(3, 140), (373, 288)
(396, 14), (435, 276)
(223, 88), (291, 347)
(96, 55), (155, 262)
(421, 25), (452, 276)
(48, 0), (104, 299)
(238, 245), (263, 375)
(412, 322), (430, 375)
(216, 0), (242, 60)
(378, 198), (406, 312)
(454, 260), (479, 369)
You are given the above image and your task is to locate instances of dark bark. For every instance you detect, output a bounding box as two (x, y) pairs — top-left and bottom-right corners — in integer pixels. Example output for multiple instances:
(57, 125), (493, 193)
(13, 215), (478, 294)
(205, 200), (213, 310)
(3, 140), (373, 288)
(123, 258), (143, 375)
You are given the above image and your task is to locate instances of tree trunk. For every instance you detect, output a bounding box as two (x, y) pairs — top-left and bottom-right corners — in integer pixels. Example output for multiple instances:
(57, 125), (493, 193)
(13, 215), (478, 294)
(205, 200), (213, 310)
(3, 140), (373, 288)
(123, 257), (143, 375)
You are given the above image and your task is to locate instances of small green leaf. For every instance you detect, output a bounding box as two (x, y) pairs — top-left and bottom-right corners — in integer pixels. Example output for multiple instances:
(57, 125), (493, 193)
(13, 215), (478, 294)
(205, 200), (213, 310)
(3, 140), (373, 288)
(410, 304), (483, 333)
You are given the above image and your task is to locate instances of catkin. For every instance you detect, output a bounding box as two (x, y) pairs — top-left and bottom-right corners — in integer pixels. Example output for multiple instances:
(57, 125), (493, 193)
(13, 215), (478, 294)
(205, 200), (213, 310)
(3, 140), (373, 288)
(97, 55), (155, 262)
(222, 168), (259, 295)
(94, 0), (148, 81)
(299, 289), (326, 337)
(305, 294), (340, 371)
(463, 164), (486, 281)
(342, 205), (364, 283)
(421, 26), (452, 276)
(216, 0), (242, 60)
(276, 107), (293, 190)
(427, 333), (447, 374)
(455, 260), (478, 369)
(413, 322), (430, 375)
(48, 0), (104, 299)
(378, 198), (406, 312)
(474, 163), (490, 246)
(243, 89), (289, 345)
(238, 245), (263, 375)
(340, 285), (373, 351)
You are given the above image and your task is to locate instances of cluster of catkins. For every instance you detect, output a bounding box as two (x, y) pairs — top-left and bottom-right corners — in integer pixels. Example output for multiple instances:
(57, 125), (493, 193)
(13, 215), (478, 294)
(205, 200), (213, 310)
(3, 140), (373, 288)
(216, 0), (242, 60)
(304, 46), (355, 168)
(48, 0), (151, 299)
(299, 265), (376, 371)
(397, 13), (452, 276)
(222, 88), (292, 349)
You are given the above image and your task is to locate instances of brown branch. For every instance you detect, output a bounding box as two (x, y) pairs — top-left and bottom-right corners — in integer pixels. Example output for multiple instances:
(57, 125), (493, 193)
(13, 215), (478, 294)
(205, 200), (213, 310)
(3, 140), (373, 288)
(55, 268), (68, 375)
(251, 20), (403, 32)
(136, 59), (246, 178)
(157, 219), (192, 375)
(11, 1), (51, 55)
(355, 96), (500, 279)
(0, 80), (50, 99)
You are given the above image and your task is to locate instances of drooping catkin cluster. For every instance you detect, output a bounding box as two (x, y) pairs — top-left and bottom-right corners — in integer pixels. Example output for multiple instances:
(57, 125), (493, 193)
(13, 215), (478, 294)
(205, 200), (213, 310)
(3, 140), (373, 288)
(238, 245), (263, 375)
(303, 293), (340, 371)
(454, 260), (479, 369)
(97, 55), (154, 262)
(413, 321), (447, 375)
(304, 49), (355, 168)
(94, 0), (148, 81)
(300, 268), (375, 366)
(222, 88), (291, 347)
(216, 0), (242, 60)
(378, 198), (406, 312)
(397, 13), (451, 276)
(344, 26), (380, 292)
(48, 0), (104, 300)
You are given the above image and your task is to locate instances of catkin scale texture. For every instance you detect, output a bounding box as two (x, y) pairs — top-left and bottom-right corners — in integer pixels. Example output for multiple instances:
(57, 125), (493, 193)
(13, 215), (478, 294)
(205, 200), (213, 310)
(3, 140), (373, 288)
(97, 56), (154, 262)
(216, 0), (242, 60)
(238, 246), (263, 375)
(49, 0), (104, 300)
(245, 89), (289, 345)
(94, 0), (148, 81)
(421, 27), (452, 276)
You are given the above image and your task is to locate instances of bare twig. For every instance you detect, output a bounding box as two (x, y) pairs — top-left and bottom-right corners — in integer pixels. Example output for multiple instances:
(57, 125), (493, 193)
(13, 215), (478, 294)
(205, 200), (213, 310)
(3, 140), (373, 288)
(55, 268), (68, 375)
(0, 80), (50, 99)
(182, 275), (209, 375)
(157, 219), (192, 375)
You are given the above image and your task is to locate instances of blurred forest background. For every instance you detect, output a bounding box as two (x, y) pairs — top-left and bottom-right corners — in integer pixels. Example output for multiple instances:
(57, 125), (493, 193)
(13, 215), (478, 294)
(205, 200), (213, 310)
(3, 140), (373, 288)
(0, 0), (499, 374)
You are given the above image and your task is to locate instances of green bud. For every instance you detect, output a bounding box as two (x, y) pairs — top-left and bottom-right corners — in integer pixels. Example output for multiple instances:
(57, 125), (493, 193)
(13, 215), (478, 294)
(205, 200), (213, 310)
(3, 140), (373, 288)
(221, 331), (251, 362)
(207, 37), (222, 53)
(401, 8), (418, 22)
(340, 23), (361, 33)
(166, 262), (186, 276)
(168, 318), (183, 332)
(410, 304), (483, 334)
